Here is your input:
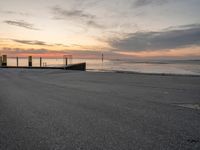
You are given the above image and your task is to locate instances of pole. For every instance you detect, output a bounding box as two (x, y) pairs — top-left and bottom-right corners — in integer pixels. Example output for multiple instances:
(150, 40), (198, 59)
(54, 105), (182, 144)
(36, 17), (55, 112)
(65, 58), (68, 66)
(40, 57), (42, 67)
(16, 57), (19, 67)
(2, 55), (7, 67)
(0, 56), (1, 66)
(102, 53), (104, 63)
(28, 56), (32, 67)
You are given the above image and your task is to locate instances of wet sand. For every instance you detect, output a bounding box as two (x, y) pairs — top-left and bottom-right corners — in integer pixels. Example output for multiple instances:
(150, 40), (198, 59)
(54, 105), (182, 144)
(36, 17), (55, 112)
(0, 69), (200, 150)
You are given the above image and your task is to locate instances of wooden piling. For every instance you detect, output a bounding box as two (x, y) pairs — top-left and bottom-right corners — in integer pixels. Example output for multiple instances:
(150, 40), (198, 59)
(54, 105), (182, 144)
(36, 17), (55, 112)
(65, 58), (68, 66)
(16, 57), (19, 67)
(40, 57), (42, 67)
(2, 55), (7, 67)
(0, 56), (2, 66)
(28, 56), (32, 67)
(102, 53), (104, 63)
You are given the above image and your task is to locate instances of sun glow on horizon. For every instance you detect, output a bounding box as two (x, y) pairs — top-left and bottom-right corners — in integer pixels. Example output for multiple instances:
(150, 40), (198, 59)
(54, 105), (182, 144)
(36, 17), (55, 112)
(0, 0), (200, 59)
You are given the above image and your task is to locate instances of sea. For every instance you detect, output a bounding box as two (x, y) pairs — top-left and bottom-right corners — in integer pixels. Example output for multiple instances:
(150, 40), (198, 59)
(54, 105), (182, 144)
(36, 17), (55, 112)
(6, 58), (200, 75)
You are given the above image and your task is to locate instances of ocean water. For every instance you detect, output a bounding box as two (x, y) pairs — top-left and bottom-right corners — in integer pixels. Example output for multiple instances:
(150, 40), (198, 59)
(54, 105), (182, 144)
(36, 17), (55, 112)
(5, 58), (200, 75)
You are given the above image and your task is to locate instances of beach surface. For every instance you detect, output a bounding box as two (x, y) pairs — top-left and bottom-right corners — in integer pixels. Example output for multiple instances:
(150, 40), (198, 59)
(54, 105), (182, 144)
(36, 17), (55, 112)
(0, 69), (200, 150)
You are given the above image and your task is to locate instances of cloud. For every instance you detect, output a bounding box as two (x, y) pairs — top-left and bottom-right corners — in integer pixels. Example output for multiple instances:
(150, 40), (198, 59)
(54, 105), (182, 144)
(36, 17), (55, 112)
(0, 47), (90, 55)
(5, 48), (49, 54)
(165, 24), (200, 31)
(86, 20), (105, 29)
(0, 47), (111, 58)
(51, 6), (104, 29)
(52, 6), (94, 20)
(4, 20), (39, 30)
(0, 10), (31, 16)
(0, 47), (49, 55)
(133, 0), (170, 7)
(109, 24), (200, 51)
(11, 39), (70, 48)
(12, 39), (49, 46)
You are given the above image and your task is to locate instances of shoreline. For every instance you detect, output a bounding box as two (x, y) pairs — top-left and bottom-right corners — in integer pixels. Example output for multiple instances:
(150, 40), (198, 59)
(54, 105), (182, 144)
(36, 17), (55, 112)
(1, 67), (200, 77)
(87, 69), (200, 77)
(1, 66), (200, 77)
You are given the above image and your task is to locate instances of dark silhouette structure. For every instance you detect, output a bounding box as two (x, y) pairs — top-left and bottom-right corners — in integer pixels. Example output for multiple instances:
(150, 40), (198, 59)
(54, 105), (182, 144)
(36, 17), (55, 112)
(2, 55), (7, 67)
(28, 56), (32, 67)
(0, 55), (86, 71)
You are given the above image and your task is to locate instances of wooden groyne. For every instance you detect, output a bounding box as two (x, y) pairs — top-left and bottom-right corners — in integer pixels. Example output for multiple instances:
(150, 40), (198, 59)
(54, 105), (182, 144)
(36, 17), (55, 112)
(0, 55), (86, 71)
(65, 63), (86, 71)
(1, 63), (86, 71)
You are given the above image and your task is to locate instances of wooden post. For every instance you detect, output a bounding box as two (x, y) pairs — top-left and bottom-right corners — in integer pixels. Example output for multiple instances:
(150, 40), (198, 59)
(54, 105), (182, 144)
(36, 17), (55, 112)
(65, 58), (68, 66)
(40, 57), (42, 67)
(0, 56), (2, 66)
(2, 55), (7, 67)
(102, 53), (104, 63)
(28, 56), (32, 67)
(16, 57), (19, 67)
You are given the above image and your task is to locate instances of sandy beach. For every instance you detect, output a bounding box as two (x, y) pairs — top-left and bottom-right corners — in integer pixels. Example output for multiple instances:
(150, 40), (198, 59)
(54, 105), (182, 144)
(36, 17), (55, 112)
(0, 69), (200, 150)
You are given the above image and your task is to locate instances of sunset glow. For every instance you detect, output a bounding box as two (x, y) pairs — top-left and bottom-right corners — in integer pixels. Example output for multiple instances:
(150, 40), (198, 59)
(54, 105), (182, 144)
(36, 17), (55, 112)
(0, 0), (199, 59)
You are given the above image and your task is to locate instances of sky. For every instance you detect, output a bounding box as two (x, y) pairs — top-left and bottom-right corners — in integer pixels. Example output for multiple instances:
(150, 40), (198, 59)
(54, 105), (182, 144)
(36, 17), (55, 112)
(0, 0), (200, 59)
